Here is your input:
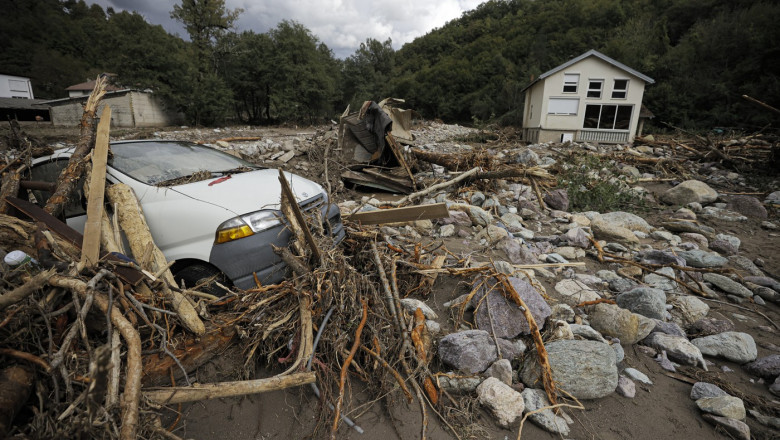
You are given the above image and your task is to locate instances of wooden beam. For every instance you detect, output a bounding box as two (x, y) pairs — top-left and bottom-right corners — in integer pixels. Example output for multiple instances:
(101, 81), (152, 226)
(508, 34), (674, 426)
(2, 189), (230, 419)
(81, 105), (111, 268)
(277, 169), (322, 264)
(345, 203), (450, 225)
(385, 133), (417, 190)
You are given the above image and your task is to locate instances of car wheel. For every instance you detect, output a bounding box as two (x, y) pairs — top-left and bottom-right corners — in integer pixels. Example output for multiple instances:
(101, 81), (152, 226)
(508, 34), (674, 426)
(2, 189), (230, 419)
(174, 264), (230, 295)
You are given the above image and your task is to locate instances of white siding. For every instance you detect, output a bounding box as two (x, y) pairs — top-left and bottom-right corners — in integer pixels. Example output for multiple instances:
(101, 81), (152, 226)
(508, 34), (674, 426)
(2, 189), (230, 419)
(0, 74), (34, 99)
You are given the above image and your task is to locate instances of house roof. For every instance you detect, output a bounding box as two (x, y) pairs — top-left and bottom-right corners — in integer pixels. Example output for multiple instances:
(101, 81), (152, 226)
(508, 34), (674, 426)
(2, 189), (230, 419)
(522, 49), (655, 93)
(0, 97), (50, 110)
(66, 79), (123, 92)
(43, 89), (137, 105)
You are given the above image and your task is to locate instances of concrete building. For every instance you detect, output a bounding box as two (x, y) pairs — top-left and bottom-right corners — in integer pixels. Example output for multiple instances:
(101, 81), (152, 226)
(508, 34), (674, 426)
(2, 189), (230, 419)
(47, 89), (182, 128)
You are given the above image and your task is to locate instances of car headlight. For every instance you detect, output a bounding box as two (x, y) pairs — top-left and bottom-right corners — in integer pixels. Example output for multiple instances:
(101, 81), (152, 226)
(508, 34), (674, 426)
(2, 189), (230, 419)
(215, 210), (282, 244)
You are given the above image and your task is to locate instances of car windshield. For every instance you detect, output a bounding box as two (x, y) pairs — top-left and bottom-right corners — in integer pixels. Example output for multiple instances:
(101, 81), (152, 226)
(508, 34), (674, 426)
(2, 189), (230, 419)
(108, 141), (259, 186)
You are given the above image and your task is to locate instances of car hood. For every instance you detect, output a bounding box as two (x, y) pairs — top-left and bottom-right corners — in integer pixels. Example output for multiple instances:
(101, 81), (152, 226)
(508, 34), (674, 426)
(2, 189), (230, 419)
(168, 169), (324, 216)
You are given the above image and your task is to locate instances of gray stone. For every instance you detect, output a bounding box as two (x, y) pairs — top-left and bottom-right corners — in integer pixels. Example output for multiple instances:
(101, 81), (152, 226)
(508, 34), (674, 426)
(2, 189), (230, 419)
(549, 304), (575, 323)
(485, 359), (513, 385)
(692, 332), (757, 364)
(652, 320), (686, 338)
(616, 287), (667, 320)
(400, 298), (438, 320)
(644, 267), (679, 292)
(616, 375), (636, 398)
(591, 218), (639, 244)
(612, 340), (625, 363)
(596, 270), (621, 282)
(701, 206), (747, 222)
(651, 230), (675, 241)
(637, 250), (687, 267)
(598, 211), (655, 233)
(662, 220), (716, 237)
(476, 224), (509, 245)
(748, 409), (780, 430)
(669, 295), (710, 326)
(680, 232), (708, 248)
(438, 375), (481, 393)
(703, 273), (753, 298)
(643, 332), (707, 370)
(623, 367), (653, 385)
(516, 149), (540, 166)
(744, 355), (780, 379)
(709, 239), (738, 256)
(714, 233), (741, 249)
(554, 279), (601, 306)
(772, 377), (780, 397)
(569, 324), (608, 343)
(556, 227), (590, 249)
(696, 395), (746, 421)
(497, 238), (537, 264)
(743, 276), (780, 292)
(477, 377), (525, 428)
(473, 277), (551, 338)
(543, 189), (569, 211)
(609, 277), (639, 293)
(766, 190), (780, 205)
(678, 250), (728, 268)
(439, 330), (518, 373)
(691, 382), (728, 400)
(588, 303), (656, 344)
(604, 242), (628, 253)
(439, 224), (456, 237)
(439, 210), (472, 227)
(701, 414), (750, 440)
(500, 212), (525, 232)
(470, 191), (486, 206)
(546, 252), (569, 264)
(725, 195), (767, 219)
(673, 208), (697, 220)
(520, 388), (570, 435)
(661, 180), (718, 205)
(520, 339), (618, 400)
(688, 317), (734, 337)
(728, 255), (765, 276)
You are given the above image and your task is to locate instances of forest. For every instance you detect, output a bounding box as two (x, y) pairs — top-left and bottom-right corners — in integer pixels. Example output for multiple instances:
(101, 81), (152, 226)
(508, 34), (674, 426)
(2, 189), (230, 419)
(1, 0), (778, 131)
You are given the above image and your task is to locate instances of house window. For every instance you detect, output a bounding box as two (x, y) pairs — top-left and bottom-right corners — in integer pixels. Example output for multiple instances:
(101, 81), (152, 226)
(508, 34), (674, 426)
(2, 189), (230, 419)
(587, 80), (603, 98)
(563, 73), (579, 93)
(583, 104), (632, 130)
(548, 98), (579, 115)
(612, 79), (629, 99)
(8, 79), (27, 92)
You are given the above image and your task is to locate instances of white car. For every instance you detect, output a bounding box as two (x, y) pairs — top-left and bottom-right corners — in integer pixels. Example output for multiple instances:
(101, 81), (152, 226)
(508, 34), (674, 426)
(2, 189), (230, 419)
(30, 140), (344, 290)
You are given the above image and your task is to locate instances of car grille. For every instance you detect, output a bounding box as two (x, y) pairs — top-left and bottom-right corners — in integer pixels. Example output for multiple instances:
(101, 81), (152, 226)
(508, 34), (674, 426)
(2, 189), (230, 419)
(299, 193), (324, 212)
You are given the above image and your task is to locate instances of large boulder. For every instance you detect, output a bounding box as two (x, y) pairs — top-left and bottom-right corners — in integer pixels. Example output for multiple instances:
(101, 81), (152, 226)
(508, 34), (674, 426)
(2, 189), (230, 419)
(588, 303), (655, 344)
(661, 180), (718, 205)
(520, 339), (618, 399)
(692, 332), (757, 364)
(473, 277), (551, 338)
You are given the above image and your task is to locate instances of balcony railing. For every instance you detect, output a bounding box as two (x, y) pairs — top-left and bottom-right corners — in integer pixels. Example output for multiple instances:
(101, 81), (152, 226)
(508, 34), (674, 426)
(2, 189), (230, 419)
(577, 129), (629, 144)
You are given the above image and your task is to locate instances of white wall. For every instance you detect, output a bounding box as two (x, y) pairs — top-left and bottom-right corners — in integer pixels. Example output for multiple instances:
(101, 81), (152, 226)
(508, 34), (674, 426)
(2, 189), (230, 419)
(0, 74), (34, 99)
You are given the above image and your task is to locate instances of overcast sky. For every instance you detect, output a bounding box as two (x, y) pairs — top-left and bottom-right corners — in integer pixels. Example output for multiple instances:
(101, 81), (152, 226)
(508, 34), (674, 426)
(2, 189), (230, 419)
(86, 0), (484, 58)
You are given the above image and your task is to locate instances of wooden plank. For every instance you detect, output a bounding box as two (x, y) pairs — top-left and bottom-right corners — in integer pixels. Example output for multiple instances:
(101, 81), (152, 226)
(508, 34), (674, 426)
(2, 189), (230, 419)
(345, 203), (449, 225)
(81, 105), (111, 268)
(385, 133), (417, 190)
(4, 196), (144, 285)
(277, 170), (322, 264)
(362, 167), (414, 188)
(341, 171), (406, 193)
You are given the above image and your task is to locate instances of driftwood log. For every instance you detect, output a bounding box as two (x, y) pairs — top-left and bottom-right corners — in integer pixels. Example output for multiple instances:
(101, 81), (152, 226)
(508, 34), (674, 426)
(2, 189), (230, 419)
(142, 327), (235, 387)
(105, 183), (205, 335)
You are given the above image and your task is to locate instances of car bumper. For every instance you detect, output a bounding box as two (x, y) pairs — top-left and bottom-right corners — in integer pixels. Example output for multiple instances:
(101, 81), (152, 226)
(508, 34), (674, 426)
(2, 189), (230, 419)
(209, 202), (344, 290)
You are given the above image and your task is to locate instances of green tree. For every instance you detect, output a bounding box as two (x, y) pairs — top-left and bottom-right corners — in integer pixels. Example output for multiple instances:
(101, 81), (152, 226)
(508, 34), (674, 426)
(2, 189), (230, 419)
(342, 38), (395, 108)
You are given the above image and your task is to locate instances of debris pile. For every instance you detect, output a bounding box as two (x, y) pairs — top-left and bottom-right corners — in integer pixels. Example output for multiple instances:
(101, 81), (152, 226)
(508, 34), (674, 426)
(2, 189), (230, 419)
(1, 88), (779, 440)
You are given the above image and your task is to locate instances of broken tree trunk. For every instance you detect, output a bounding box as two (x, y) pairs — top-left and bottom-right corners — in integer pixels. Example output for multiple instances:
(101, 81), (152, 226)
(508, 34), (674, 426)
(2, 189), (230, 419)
(0, 167), (22, 214)
(80, 106), (111, 268)
(106, 183), (205, 335)
(44, 76), (107, 219)
(388, 167), (481, 207)
(143, 372), (316, 404)
(142, 327), (235, 387)
(0, 365), (34, 438)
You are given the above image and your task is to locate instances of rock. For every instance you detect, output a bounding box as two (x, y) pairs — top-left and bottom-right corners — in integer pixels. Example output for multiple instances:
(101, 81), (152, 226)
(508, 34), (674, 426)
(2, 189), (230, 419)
(643, 268), (680, 293)
(709, 239), (739, 256)
(743, 276), (780, 292)
(554, 279), (601, 306)
(748, 409), (780, 430)
(520, 388), (570, 435)
(440, 224), (456, 237)
(691, 382), (728, 400)
(772, 377), (780, 397)
(473, 277), (551, 338)
(701, 206), (747, 222)
(591, 218), (638, 244)
(660, 180), (718, 205)
(611, 340), (625, 363)
(643, 332), (707, 370)
(677, 250), (728, 268)
(439, 330), (518, 373)
(680, 232), (708, 248)
(549, 304), (575, 323)
(637, 250), (687, 267)
(500, 213), (525, 231)
(470, 191), (486, 206)
(652, 320), (687, 338)
(543, 189), (569, 211)
(569, 324), (608, 343)
(703, 273), (753, 298)
(616, 287), (667, 320)
(485, 359), (513, 385)
(692, 332), (757, 363)
(516, 149), (540, 166)
(439, 375), (481, 393)
(497, 238), (537, 264)
(725, 195), (767, 219)
(617, 265), (642, 278)
(744, 355), (780, 379)
(400, 298), (438, 320)
(687, 318), (734, 337)
(701, 414), (750, 440)
(476, 224), (509, 245)
(598, 211), (654, 233)
(651, 230), (675, 241)
(753, 286), (779, 303)
(556, 227), (590, 249)
(766, 190), (780, 205)
(673, 207), (697, 220)
(477, 377), (525, 428)
(714, 233), (741, 249)
(520, 339), (618, 400)
(669, 295), (710, 326)
(588, 303), (655, 344)
(696, 395), (746, 421)
(609, 277), (639, 293)
(623, 367), (653, 385)
(616, 375), (636, 398)
(439, 210), (472, 227)
(728, 256), (764, 276)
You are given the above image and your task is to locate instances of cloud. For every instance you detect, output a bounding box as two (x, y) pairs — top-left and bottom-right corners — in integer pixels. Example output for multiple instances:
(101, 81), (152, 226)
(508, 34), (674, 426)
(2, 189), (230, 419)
(87, 0), (484, 58)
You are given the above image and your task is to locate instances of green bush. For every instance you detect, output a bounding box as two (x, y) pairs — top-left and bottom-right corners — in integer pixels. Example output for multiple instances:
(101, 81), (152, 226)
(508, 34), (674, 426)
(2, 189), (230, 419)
(557, 153), (647, 213)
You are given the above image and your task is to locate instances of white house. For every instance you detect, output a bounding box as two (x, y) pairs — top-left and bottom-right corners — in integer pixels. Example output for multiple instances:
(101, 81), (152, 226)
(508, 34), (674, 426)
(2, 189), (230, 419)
(522, 50), (654, 144)
(0, 74), (34, 99)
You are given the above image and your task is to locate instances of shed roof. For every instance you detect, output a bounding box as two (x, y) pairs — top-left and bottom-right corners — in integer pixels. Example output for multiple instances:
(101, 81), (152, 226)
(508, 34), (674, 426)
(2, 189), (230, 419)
(522, 49), (655, 92)
(43, 89), (138, 105)
(66, 79), (123, 92)
(0, 97), (50, 110)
